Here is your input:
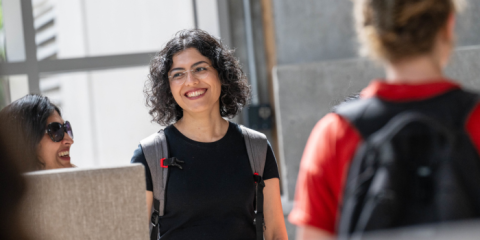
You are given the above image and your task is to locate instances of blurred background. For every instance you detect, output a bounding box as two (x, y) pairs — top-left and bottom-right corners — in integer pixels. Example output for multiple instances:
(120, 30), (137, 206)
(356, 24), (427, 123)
(2, 0), (480, 238)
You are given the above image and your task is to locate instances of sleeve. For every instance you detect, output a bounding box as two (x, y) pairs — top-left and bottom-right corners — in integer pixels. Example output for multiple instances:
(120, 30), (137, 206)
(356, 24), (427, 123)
(262, 141), (280, 180)
(130, 144), (153, 191)
(288, 113), (362, 234)
(466, 103), (480, 154)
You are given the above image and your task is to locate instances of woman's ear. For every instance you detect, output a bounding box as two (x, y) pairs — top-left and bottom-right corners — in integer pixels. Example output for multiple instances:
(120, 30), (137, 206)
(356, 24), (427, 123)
(445, 13), (456, 44)
(436, 12), (456, 68)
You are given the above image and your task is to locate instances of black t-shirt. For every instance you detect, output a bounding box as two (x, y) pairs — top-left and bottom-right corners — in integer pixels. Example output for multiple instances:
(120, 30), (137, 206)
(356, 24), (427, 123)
(131, 122), (279, 240)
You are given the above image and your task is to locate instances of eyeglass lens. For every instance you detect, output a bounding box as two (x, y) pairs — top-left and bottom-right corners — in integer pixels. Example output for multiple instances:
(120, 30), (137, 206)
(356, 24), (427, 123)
(49, 123), (64, 142)
(170, 65), (210, 83)
(65, 121), (74, 139)
(47, 121), (74, 142)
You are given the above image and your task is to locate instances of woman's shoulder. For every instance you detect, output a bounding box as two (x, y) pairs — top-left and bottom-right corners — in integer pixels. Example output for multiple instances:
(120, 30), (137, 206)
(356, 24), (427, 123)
(229, 122), (267, 138)
(130, 144), (146, 164)
(227, 121), (241, 132)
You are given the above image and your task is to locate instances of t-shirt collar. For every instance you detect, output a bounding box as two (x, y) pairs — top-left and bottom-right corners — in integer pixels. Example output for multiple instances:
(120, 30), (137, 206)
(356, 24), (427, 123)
(360, 79), (461, 101)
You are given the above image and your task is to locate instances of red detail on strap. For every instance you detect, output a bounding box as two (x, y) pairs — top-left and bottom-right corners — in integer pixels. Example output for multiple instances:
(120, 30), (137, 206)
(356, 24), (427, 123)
(254, 172), (259, 175)
(160, 158), (168, 168)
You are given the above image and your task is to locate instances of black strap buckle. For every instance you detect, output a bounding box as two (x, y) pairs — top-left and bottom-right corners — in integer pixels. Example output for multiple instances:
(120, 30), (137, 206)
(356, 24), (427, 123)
(161, 157), (185, 169)
(150, 210), (159, 227)
(253, 174), (261, 183)
(253, 174), (265, 187)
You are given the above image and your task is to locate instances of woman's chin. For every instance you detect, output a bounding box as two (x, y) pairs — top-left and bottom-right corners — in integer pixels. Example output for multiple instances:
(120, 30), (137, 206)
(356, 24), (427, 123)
(181, 100), (221, 115)
(183, 105), (216, 115)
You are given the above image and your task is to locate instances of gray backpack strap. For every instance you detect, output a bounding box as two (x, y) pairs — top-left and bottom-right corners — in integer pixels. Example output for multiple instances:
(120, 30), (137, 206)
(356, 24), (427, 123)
(240, 125), (268, 240)
(240, 125), (268, 176)
(140, 130), (168, 240)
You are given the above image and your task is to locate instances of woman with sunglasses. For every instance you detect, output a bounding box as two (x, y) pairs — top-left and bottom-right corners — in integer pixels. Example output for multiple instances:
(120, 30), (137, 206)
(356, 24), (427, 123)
(131, 29), (288, 240)
(0, 94), (74, 171)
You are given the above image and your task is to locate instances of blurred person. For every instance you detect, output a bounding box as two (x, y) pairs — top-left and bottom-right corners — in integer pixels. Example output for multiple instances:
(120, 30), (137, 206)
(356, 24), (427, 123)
(288, 0), (479, 239)
(0, 94), (75, 171)
(0, 96), (42, 240)
(0, 127), (32, 240)
(131, 29), (288, 240)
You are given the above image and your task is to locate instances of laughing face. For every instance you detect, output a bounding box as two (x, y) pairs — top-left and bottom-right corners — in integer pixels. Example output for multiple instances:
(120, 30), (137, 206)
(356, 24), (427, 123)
(169, 48), (222, 116)
(37, 110), (74, 170)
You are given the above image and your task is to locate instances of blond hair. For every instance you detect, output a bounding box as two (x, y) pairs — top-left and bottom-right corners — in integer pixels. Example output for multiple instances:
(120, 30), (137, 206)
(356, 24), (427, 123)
(354, 0), (464, 62)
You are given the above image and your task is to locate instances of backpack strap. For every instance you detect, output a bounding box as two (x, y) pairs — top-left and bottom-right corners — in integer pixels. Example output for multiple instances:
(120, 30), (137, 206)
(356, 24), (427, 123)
(240, 125), (268, 240)
(140, 130), (169, 240)
(335, 89), (480, 139)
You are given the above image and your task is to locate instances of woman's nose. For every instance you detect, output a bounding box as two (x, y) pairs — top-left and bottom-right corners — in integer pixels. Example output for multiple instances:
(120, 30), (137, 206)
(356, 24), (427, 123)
(63, 132), (74, 145)
(184, 71), (199, 85)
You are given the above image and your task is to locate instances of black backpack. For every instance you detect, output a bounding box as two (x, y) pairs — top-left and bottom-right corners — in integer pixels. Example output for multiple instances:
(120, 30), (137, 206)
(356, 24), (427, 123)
(140, 126), (268, 240)
(335, 89), (480, 240)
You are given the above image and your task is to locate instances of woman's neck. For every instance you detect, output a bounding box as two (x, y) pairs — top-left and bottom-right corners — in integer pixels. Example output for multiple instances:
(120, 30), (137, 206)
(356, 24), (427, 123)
(384, 54), (446, 84)
(174, 109), (229, 143)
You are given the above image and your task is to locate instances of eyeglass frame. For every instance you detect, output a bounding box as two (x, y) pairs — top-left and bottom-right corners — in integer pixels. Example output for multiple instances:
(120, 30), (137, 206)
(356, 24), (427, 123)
(167, 62), (214, 84)
(45, 121), (74, 142)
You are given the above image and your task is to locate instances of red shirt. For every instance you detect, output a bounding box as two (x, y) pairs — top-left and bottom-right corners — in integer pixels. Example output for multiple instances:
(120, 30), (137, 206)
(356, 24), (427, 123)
(288, 80), (480, 234)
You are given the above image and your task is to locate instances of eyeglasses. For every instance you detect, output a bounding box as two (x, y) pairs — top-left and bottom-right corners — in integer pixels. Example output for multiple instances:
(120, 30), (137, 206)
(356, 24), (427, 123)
(168, 64), (212, 85)
(45, 121), (74, 142)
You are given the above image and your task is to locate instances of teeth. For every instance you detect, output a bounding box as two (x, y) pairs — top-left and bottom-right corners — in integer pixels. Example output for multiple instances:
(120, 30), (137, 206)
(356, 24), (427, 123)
(186, 90), (205, 97)
(58, 151), (69, 157)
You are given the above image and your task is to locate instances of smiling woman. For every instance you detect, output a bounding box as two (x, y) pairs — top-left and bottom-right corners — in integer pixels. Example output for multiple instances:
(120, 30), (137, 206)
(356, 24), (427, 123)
(0, 94), (74, 172)
(132, 29), (288, 240)
(145, 29), (250, 126)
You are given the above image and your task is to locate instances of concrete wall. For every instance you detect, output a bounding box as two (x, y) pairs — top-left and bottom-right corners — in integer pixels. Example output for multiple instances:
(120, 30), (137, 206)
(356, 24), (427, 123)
(272, 0), (357, 65)
(21, 165), (147, 240)
(455, 0), (480, 47)
(274, 46), (480, 203)
(271, 0), (480, 65)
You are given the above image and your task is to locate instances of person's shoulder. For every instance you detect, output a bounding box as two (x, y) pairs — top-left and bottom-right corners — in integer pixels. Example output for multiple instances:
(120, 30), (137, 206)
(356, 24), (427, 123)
(308, 113), (357, 147)
(227, 121), (246, 138)
(162, 125), (174, 134)
(311, 112), (357, 138)
(228, 121), (242, 133)
(301, 113), (361, 167)
(131, 144), (146, 164)
(231, 122), (266, 138)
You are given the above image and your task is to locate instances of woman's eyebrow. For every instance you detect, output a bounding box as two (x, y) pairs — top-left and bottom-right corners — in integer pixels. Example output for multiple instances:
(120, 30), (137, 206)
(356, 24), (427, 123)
(170, 67), (185, 73)
(191, 61), (208, 68)
(170, 61), (209, 73)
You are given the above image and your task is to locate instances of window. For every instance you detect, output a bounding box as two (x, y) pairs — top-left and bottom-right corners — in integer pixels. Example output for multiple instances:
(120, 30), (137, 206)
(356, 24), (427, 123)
(40, 67), (160, 167)
(0, 0), (221, 166)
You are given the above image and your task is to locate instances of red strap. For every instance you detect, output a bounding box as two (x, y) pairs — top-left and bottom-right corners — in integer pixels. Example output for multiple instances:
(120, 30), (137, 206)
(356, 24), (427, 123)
(160, 158), (168, 168)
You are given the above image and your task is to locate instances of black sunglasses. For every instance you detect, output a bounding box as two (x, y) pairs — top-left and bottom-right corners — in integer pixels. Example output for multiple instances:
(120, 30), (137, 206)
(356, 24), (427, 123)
(45, 121), (74, 142)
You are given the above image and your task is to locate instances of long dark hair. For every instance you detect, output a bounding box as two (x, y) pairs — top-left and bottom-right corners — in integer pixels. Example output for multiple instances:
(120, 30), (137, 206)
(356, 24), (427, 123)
(145, 29), (250, 125)
(0, 94), (61, 171)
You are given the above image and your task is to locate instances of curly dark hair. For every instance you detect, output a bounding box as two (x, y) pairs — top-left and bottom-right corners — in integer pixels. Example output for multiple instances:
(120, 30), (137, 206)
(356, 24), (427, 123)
(145, 29), (250, 125)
